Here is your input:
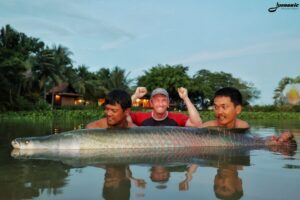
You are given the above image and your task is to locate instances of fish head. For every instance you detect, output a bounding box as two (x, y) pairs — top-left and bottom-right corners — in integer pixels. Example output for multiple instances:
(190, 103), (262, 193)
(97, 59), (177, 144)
(11, 137), (39, 149)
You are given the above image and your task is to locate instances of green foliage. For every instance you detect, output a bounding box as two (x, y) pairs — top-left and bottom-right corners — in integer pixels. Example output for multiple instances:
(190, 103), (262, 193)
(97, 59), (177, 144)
(95, 66), (133, 93)
(0, 25), (43, 110)
(11, 96), (51, 111)
(239, 111), (300, 120)
(137, 64), (191, 101)
(191, 69), (260, 105)
(136, 66), (260, 107)
(1, 24), (298, 112)
(244, 104), (300, 112)
(0, 109), (104, 121)
(200, 111), (300, 120)
(35, 99), (52, 111)
(1, 108), (299, 122)
(60, 104), (98, 110)
(67, 65), (133, 102)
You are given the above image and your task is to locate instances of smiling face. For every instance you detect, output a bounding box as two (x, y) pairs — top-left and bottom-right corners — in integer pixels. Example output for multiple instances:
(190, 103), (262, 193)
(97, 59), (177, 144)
(150, 166), (170, 182)
(105, 103), (129, 127)
(150, 94), (169, 115)
(213, 96), (241, 128)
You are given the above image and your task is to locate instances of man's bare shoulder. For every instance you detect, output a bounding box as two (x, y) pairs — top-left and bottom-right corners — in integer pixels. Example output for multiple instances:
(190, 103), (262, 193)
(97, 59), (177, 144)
(86, 118), (107, 129)
(128, 122), (137, 127)
(201, 120), (218, 128)
(201, 120), (249, 128)
(236, 119), (249, 128)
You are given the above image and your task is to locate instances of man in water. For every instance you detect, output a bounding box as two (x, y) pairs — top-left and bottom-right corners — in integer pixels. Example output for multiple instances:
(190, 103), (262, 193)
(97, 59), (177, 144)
(86, 90), (145, 199)
(201, 87), (294, 144)
(86, 89), (136, 128)
(201, 87), (249, 129)
(130, 87), (202, 127)
(130, 87), (202, 188)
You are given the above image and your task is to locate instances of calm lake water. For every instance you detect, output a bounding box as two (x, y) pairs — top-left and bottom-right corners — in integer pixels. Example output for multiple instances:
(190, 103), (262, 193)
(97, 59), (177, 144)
(0, 118), (300, 200)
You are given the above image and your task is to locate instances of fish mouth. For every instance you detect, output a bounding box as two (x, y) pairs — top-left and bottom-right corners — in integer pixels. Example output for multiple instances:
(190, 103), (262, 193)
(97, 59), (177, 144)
(10, 148), (21, 157)
(11, 139), (20, 149)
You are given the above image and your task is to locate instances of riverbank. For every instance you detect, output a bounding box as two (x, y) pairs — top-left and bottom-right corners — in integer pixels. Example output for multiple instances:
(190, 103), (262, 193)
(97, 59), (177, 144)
(1, 110), (299, 121)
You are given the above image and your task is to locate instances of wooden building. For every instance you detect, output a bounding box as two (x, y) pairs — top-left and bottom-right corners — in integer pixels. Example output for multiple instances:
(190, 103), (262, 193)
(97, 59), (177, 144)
(46, 83), (82, 107)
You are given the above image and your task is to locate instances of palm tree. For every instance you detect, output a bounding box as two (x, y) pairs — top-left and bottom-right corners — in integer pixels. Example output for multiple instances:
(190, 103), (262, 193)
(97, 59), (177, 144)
(32, 48), (64, 99)
(52, 44), (73, 79)
(94, 66), (133, 93)
(107, 66), (133, 91)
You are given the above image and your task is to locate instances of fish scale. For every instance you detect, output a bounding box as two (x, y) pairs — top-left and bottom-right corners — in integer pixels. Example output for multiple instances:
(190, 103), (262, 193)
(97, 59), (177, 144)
(11, 126), (274, 150)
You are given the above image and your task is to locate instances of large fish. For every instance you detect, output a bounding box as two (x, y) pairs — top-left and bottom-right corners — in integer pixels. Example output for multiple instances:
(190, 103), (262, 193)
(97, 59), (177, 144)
(11, 146), (254, 167)
(11, 126), (296, 150)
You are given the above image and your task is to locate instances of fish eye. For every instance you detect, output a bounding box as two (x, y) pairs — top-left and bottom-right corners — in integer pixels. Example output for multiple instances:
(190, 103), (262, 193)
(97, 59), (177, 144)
(25, 140), (30, 145)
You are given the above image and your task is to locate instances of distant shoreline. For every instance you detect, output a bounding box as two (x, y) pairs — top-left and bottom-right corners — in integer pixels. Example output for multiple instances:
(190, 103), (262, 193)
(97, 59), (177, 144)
(1, 110), (299, 121)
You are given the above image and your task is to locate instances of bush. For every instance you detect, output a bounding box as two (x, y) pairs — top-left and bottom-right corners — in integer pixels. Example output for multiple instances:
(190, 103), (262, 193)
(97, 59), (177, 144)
(60, 104), (99, 110)
(35, 99), (52, 111)
(15, 96), (34, 111)
(244, 105), (300, 112)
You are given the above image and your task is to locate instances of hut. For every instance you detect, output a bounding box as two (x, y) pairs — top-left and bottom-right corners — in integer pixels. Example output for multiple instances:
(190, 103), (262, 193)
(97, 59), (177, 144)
(46, 83), (82, 107)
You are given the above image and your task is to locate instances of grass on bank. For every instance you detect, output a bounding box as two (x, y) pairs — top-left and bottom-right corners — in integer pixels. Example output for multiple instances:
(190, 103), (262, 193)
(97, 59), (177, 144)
(1, 109), (300, 121)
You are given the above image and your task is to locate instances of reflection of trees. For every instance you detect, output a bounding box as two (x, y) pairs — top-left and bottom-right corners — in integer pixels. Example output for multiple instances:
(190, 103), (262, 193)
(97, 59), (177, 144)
(0, 160), (70, 200)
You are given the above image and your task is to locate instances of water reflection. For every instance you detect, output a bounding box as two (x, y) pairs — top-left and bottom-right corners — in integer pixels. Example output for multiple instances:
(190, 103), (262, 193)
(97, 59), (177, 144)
(214, 164), (243, 200)
(10, 144), (297, 200)
(102, 165), (131, 200)
(150, 166), (170, 185)
(2, 119), (300, 200)
(101, 165), (146, 200)
(0, 160), (70, 200)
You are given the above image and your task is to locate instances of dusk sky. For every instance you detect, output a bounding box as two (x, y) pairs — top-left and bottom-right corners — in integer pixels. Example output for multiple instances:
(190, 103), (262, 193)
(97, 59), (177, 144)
(1, 0), (299, 105)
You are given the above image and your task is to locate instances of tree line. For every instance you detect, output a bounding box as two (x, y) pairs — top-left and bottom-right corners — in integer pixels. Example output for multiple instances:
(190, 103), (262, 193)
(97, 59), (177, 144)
(0, 24), (298, 111)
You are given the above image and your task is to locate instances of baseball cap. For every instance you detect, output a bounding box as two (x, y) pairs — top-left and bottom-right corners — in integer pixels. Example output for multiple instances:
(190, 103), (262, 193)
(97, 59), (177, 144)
(151, 88), (169, 98)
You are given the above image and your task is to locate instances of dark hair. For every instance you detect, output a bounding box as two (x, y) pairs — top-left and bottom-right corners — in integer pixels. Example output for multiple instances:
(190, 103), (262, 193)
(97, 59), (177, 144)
(103, 179), (131, 200)
(214, 87), (243, 106)
(102, 165), (131, 200)
(214, 186), (243, 200)
(105, 89), (132, 110)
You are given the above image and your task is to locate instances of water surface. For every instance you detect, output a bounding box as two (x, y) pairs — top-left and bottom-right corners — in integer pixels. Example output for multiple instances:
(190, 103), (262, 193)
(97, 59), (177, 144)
(0, 118), (299, 200)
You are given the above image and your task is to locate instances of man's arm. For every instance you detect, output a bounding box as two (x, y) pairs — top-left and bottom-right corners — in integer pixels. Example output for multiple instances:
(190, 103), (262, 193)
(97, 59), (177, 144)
(177, 87), (202, 127)
(201, 120), (218, 128)
(235, 119), (249, 128)
(131, 87), (148, 102)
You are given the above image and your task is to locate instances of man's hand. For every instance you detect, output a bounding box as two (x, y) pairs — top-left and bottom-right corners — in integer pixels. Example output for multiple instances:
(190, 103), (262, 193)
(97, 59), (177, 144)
(270, 132), (293, 144)
(267, 131), (296, 147)
(133, 87), (147, 99)
(177, 87), (188, 100)
(132, 179), (146, 188)
(179, 180), (189, 191)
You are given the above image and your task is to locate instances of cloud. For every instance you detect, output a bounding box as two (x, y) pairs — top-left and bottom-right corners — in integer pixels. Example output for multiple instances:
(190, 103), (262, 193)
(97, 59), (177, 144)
(0, 0), (135, 45)
(100, 36), (131, 50)
(172, 38), (300, 65)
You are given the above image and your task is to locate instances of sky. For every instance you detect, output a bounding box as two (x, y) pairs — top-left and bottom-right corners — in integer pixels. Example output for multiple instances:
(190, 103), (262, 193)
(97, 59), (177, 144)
(1, 0), (299, 105)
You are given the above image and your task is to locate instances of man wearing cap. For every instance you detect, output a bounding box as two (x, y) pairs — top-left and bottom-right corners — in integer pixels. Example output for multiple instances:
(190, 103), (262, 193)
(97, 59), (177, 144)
(130, 87), (202, 127)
